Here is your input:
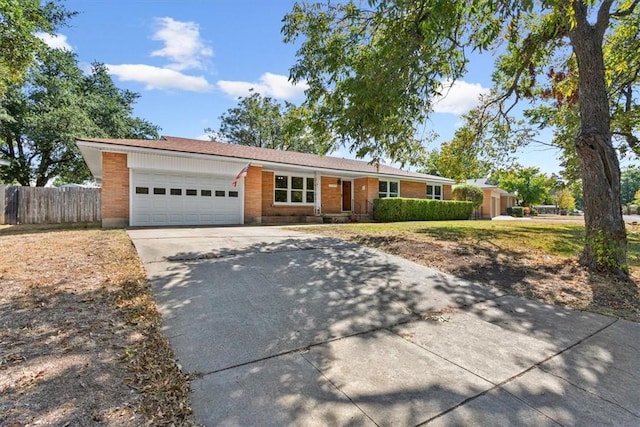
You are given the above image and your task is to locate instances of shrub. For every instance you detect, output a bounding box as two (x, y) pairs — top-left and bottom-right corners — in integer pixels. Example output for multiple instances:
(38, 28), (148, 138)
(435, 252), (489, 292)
(506, 206), (513, 216)
(511, 206), (524, 217)
(451, 184), (484, 210)
(373, 198), (474, 222)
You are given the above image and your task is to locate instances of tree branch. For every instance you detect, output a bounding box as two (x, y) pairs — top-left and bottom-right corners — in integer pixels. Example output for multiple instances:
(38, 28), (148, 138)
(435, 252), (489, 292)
(595, 0), (614, 38)
(612, 131), (639, 151)
(611, 0), (640, 17)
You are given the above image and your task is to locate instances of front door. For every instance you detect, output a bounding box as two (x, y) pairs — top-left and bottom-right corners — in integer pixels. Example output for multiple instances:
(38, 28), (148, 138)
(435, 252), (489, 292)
(342, 180), (352, 211)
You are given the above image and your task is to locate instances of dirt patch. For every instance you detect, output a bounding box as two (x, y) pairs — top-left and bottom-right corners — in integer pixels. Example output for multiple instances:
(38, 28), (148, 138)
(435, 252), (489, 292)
(0, 227), (196, 426)
(310, 226), (640, 322)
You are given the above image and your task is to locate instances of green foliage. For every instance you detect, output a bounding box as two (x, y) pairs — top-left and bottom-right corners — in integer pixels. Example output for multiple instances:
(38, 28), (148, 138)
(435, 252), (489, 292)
(510, 206), (524, 217)
(0, 48), (159, 186)
(451, 184), (484, 210)
(0, 0), (74, 96)
(210, 91), (331, 155)
(373, 198), (473, 222)
(422, 107), (493, 181)
(633, 189), (640, 206)
(552, 187), (576, 210)
(493, 166), (552, 207)
(586, 229), (629, 273)
(621, 167), (640, 205)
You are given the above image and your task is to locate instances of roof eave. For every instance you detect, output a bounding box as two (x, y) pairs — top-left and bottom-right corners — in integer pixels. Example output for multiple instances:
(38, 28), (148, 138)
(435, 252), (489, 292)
(76, 139), (455, 184)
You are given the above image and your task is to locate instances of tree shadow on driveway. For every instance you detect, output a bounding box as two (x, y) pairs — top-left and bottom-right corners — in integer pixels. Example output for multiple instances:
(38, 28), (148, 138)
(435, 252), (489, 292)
(146, 236), (500, 374)
(132, 231), (639, 426)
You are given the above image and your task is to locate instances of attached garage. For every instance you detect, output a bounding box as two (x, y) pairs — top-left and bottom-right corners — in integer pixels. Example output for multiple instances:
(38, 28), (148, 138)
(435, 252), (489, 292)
(130, 171), (242, 226)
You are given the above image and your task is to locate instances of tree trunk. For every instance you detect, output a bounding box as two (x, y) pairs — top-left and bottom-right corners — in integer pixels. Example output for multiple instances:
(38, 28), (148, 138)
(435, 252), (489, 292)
(570, 3), (627, 273)
(575, 133), (627, 272)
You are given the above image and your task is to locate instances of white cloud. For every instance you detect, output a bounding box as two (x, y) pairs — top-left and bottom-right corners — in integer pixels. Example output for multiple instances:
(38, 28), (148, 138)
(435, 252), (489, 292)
(195, 132), (222, 141)
(432, 79), (490, 115)
(36, 32), (72, 51)
(105, 17), (214, 93)
(107, 64), (213, 92)
(217, 72), (308, 100)
(151, 17), (213, 71)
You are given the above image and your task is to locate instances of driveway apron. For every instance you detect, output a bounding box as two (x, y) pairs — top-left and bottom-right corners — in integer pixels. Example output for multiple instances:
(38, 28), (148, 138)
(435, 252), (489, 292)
(128, 226), (639, 427)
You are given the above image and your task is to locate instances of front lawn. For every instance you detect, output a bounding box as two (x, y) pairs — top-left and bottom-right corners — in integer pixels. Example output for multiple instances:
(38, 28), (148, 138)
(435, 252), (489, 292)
(294, 220), (640, 321)
(0, 227), (196, 426)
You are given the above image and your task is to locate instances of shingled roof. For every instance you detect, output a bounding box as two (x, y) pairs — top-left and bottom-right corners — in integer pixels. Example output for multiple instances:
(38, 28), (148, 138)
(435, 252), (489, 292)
(77, 136), (454, 183)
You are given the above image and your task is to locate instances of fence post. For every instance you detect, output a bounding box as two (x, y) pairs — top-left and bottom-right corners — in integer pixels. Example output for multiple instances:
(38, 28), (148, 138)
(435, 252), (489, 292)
(0, 185), (5, 225)
(5, 186), (18, 225)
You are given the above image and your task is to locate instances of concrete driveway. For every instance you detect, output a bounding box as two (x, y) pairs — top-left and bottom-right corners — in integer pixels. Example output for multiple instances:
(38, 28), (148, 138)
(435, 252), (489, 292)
(128, 226), (639, 426)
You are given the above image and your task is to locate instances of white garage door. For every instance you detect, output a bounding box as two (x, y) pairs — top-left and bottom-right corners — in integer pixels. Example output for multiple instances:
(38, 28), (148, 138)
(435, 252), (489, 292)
(131, 172), (242, 226)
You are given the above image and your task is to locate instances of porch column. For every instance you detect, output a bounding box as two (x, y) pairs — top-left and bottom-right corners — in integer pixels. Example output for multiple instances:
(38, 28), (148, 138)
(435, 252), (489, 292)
(314, 171), (321, 215)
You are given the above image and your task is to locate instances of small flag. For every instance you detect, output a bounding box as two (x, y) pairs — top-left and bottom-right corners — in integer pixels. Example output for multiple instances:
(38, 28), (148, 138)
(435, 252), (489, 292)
(231, 162), (251, 187)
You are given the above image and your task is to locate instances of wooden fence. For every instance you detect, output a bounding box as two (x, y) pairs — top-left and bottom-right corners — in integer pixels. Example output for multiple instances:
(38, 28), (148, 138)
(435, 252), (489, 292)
(0, 185), (101, 225)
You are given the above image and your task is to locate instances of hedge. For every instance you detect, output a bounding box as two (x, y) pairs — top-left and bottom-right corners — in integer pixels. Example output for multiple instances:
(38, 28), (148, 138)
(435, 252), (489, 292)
(510, 206), (524, 217)
(373, 197), (474, 222)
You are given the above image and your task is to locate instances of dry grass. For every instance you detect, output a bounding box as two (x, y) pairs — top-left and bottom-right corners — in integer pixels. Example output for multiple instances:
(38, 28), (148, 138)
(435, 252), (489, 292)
(0, 226), (196, 426)
(294, 219), (640, 322)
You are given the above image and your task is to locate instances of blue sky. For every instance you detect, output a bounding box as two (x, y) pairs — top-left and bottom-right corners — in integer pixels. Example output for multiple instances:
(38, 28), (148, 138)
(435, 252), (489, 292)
(41, 0), (564, 174)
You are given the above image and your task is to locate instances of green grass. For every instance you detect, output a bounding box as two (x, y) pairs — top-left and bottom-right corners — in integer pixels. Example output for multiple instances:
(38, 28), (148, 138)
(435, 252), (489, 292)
(300, 220), (640, 267)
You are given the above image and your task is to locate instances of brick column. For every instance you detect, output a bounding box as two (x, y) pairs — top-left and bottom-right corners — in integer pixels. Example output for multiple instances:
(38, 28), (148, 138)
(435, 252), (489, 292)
(101, 152), (129, 228)
(244, 165), (263, 224)
(443, 184), (453, 200)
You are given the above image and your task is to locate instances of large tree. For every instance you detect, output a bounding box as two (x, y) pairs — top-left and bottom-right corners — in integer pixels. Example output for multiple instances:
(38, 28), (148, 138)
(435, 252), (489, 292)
(210, 91), (331, 155)
(283, 0), (639, 274)
(494, 166), (552, 207)
(0, 48), (159, 186)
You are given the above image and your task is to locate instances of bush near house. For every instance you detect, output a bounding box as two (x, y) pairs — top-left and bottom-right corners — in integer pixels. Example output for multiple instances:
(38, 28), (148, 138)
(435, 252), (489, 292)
(508, 206), (524, 217)
(373, 198), (473, 222)
(451, 184), (484, 210)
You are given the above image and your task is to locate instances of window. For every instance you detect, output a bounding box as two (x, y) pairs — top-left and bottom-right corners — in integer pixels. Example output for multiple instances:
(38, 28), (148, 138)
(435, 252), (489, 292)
(135, 187), (149, 194)
(306, 178), (315, 203)
(170, 188), (182, 196)
(186, 189), (197, 196)
(201, 190), (212, 197)
(229, 191), (239, 198)
(274, 174), (315, 204)
(153, 187), (166, 195)
(275, 175), (288, 202)
(215, 190), (225, 197)
(378, 180), (399, 198)
(427, 184), (442, 200)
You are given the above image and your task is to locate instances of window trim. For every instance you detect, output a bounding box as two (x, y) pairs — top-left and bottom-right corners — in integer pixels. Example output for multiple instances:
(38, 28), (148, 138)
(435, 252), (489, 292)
(378, 179), (400, 198)
(427, 184), (443, 200)
(273, 173), (315, 205)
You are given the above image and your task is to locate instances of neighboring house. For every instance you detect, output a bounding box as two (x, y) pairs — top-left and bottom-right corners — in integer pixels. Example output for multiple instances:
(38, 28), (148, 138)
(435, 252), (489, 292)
(465, 178), (517, 219)
(77, 136), (455, 227)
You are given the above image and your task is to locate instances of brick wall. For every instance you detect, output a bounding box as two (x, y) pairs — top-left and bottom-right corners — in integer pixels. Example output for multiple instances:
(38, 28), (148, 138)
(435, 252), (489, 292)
(443, 184), (452, 200)
(321, 176), (342, 213)
(400, 180), (425, 198)
(354, 177), (378, 214)
(101, 152), (129, 228)
(244, 165), (263, 224)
